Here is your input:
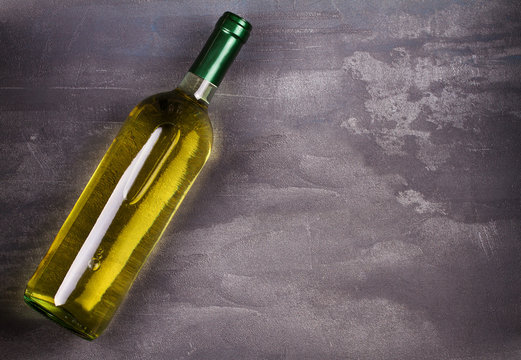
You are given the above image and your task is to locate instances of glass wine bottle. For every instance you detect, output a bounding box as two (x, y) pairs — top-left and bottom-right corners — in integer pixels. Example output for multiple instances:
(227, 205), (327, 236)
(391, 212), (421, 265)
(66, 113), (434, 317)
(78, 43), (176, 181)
(24, 11), (251, 340)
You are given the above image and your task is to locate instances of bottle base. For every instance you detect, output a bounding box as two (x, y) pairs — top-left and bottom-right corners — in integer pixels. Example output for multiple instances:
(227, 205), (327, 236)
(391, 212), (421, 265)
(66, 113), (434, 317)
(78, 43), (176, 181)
(23, 292), (98, 340)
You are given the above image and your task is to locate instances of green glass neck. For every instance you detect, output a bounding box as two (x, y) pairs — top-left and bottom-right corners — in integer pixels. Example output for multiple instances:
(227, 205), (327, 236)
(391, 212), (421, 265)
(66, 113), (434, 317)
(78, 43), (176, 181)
(177, 72), (217, 105)
(177, 12), (251, 105)
(189, 12), (251, 86)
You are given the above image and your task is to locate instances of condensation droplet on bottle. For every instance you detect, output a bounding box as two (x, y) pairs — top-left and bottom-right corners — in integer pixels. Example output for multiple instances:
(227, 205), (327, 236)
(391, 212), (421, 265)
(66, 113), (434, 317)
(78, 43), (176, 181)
(88, 258), (101, 271)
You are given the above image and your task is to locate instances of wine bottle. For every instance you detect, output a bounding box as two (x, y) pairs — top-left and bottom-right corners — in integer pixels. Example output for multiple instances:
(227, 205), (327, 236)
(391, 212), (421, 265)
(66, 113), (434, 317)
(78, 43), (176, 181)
(24, 11), (251, 340)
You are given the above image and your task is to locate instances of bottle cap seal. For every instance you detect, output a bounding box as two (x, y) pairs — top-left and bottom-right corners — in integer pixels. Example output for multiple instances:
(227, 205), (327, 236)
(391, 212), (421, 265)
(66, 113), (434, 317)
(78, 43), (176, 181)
(189, 12), (252, 86)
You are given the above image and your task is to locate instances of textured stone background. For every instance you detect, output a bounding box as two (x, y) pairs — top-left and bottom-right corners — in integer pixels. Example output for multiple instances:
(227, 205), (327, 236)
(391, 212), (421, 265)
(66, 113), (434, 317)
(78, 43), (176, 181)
(1, 1), (521, 359)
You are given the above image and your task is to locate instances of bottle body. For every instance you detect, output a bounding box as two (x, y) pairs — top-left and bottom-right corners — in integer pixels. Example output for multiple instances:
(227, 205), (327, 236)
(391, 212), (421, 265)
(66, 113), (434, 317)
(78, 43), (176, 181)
(24, 89), (212, 339)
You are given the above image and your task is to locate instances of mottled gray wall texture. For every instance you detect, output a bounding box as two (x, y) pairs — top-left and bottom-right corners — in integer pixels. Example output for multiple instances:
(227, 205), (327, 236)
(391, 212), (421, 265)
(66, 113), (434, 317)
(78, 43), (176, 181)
(1, 1), (521, 359)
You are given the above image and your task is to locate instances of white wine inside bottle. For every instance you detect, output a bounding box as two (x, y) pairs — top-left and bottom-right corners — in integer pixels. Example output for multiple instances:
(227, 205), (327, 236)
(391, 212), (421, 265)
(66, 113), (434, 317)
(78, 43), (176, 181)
(24, 12), (251, 340)
(25, 89), (212, 339)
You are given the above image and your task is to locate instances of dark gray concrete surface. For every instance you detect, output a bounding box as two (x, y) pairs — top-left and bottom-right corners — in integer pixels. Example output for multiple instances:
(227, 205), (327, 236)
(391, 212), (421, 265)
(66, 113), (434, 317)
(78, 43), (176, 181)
(1, 1), (521, 359)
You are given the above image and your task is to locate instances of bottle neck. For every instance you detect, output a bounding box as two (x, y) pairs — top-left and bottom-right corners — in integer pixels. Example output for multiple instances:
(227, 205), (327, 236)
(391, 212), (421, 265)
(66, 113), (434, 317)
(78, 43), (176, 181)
(176, 12), (251, 106)
(177, 72), (217, 105)
(189, 12), (251, 87)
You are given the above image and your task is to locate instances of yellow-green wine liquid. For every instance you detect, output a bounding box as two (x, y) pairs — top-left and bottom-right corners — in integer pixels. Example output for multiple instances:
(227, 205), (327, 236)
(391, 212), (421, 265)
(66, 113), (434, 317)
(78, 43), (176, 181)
(24, 89), (212, 339)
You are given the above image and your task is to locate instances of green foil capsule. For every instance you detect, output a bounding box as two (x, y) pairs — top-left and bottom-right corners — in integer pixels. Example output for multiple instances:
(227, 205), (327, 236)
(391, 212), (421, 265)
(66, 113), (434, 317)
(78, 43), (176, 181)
(189, 12), (252, 86)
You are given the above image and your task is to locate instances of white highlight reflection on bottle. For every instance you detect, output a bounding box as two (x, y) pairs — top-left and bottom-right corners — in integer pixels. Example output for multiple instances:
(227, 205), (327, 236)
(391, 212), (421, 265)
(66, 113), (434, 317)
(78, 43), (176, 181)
(54, 128), (163, 307)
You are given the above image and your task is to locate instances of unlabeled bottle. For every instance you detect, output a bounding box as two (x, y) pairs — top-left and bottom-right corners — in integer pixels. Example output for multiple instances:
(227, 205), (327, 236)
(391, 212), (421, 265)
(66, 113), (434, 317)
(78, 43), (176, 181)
(24, 12), (251, 340)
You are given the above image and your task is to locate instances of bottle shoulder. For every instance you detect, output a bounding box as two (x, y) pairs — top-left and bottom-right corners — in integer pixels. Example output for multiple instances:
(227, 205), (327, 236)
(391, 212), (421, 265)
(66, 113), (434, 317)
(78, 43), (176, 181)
(129, 90), (212, 132)
(140, 90), (208, 115)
